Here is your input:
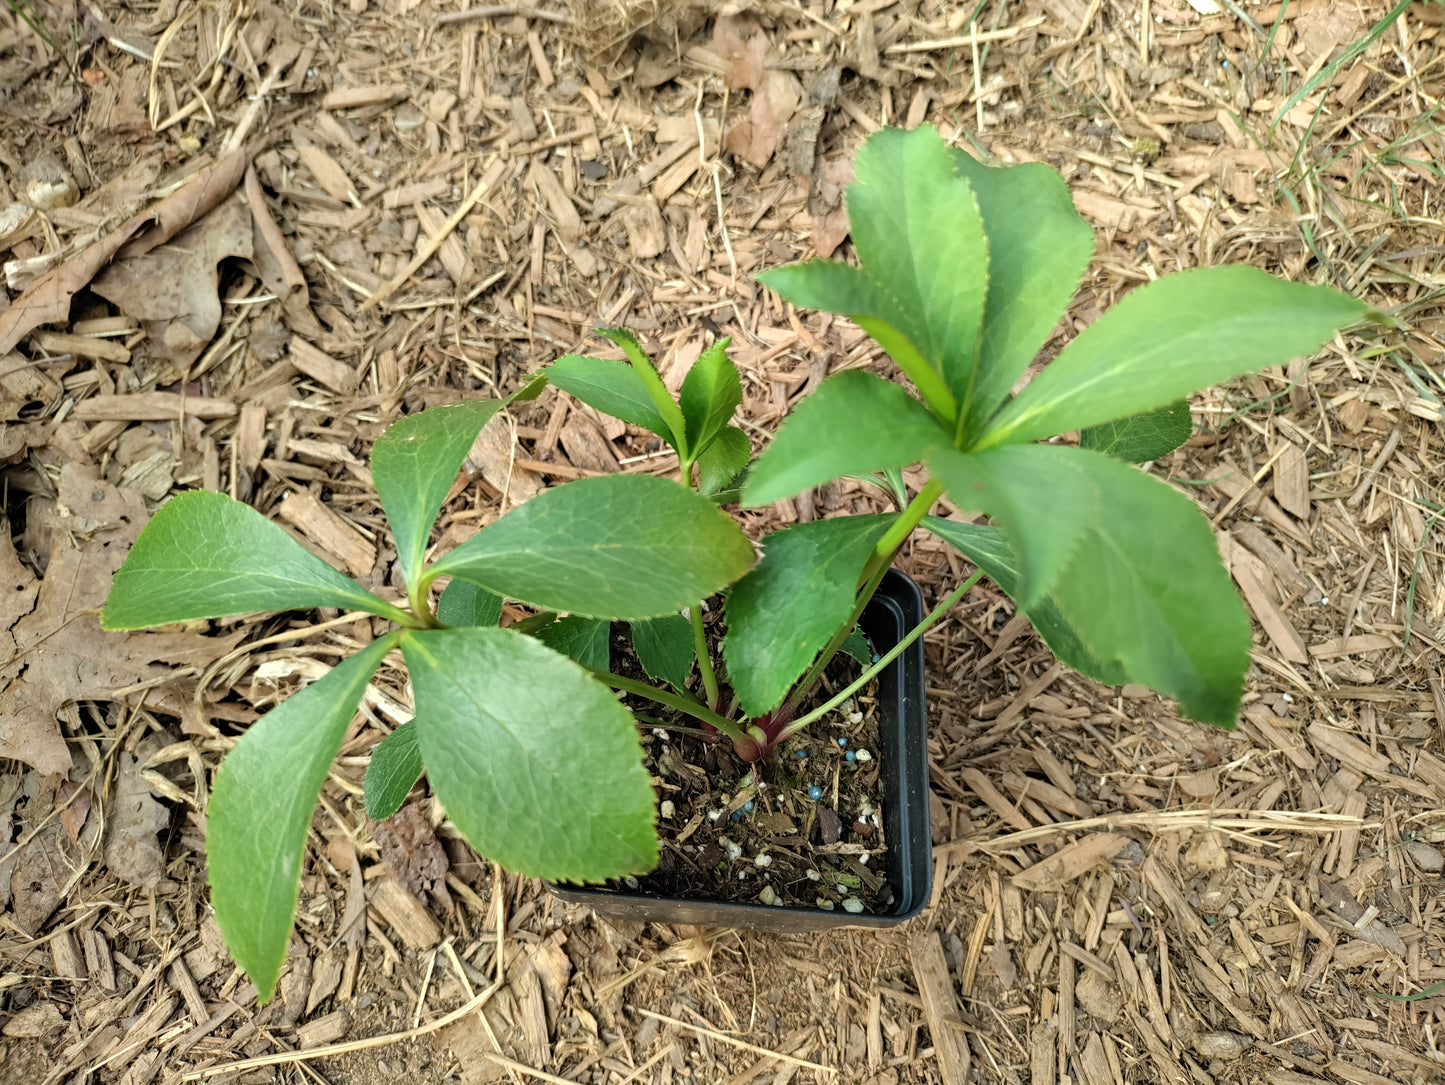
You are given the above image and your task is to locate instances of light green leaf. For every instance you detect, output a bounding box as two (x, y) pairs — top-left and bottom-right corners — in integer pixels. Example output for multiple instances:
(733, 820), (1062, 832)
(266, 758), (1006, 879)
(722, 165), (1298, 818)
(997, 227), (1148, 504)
(546, 355), (676, 447)
(948, 149), (1094, 439)
(923, 516), (1120, 683)
(532, 615), (610, 670)
(979, 266), (1371, 448)
(679, 338), (742, 459)
(103, 490), (408, 630)
(759, 258), (956, 419)
(928, 445), (1099, 606)
(596, 327), (691, 459)
(742, 371), (948, 506)
(929, 447), (1251, 725)
(430, 475), (755, 620)
(723, 515), (893, 716)
(437, 578), (503, 628)
(631, 614), (696, 690)
(847, 125), (988, 414)
(1079, 400), (1192, 463)
(371, 400), (505, 587)
(363, 720), (424, 820)
(209, 633), (398, 1003)
(697, 425), (751, 497)
(403, 628), (657, 880)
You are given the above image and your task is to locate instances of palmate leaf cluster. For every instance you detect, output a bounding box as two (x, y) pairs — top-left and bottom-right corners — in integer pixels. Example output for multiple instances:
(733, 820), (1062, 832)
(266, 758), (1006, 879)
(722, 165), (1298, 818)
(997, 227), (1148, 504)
(102, 123), (1372, 1004)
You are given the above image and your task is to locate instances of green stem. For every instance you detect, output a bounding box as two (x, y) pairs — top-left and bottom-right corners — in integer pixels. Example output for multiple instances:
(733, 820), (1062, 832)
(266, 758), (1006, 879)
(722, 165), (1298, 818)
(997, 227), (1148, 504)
(591, 669), (759, 750)
(405, 574), (442, 629)
(783, 558), (892, 720)
(858, 478), (945, 588)
(690, 604), (722, 710)
(776, 569), (984, 744)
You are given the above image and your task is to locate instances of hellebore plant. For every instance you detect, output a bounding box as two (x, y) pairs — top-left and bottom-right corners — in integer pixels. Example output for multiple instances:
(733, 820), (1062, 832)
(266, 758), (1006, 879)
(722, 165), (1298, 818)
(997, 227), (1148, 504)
(103, 123), (1373, 1002)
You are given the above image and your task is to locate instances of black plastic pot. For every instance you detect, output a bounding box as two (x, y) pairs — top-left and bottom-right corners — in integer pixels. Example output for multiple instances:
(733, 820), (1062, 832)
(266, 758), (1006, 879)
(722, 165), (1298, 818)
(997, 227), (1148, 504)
(548, 568), (931, 931)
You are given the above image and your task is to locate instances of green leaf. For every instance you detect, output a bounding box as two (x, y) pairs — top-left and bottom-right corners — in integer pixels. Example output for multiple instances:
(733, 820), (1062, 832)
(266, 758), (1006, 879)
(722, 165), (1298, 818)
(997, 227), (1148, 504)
(742, 371), (948, 506)
(631, 614), (696, 689)
(979, 266), (1370, 448)
(546, 355), (676, 448)
(927, 445), (1099, 606)
(841, 625), (874, 667)
(948, 149), (1094, 439)
(437, 578), (503, 628)
(595, 328), (691, 459)
(103, 490), (408, 630)
(759, 257), (957, 420)
(723, 515), (893, 716)
(928, 447), (1251, 725)
(209, 633), (399, 1003)
(697, 425), (751, 497)
(430, 475), (755, 620)
(1079, 400), (1192, 463)
(371, 400), (505, 588)
(363, 720), (424, 821)
(403, 628), (657, 880)
(532, 615), (610, 670)
(679, 338), (742, 459)
(846, 125), (988, 415)
(923, 516), (1120, 683)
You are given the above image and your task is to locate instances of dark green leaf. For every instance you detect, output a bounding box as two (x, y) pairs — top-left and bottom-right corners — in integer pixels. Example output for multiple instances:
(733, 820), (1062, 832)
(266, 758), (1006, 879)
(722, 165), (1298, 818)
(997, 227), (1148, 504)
(679, 338), (743, 459)
(697, 425), (751, 497)
(742, 371), (948, 506)
(103, 491), (408, 630)
(209, 633), (399, 1003)
(595, 328), (690, 458)
(1079, 400), (1192, 463)
(948, 150), (1094, 439)
(631, 614), (695, 690)
(923, 515), (1120, 682)
(980, 267), (1371, 448)
(533, 615), (610, 670)
(430, 475), (755, 620)
(723, 515), (893, 716)
(928, 447), (1251, 725)
(437, 578), (503, 628)
(841, 626), (874, 667)
(403, 628), (657, 880)
(371, 400), (504, 587)
(927, 445), (1099, 606)
(363, 720), (424, 820)
(546, 355), (676, 447)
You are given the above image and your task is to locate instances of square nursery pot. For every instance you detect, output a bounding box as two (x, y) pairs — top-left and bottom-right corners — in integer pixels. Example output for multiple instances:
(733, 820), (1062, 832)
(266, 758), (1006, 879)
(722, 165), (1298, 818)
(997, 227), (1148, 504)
(547, 568), (931, 932)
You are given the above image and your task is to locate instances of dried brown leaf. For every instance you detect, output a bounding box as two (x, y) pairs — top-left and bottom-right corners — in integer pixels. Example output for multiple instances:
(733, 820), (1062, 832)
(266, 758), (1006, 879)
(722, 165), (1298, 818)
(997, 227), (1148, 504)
(713, 15), (801, 169)
(372, 802), (451, 909)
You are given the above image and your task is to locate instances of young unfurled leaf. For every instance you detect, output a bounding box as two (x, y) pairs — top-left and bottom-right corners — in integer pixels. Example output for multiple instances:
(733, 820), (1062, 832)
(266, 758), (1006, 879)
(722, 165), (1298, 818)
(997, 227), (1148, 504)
(437, 577), (504, 628)
(923, 516), (1121, 683)
(371, 400), (504, 587)
(742, 372), (947, 506)
(979, 266), (1372, 449)
(846, 126), (989, 416)
(209, 633), (399, 1003)
(929, 448), (1251, 725)
(1079, 400), (1192, 463)
(363, 720), (424, 821)
(697, 425), (751, 497)
(546, 355), (677, 448)
(724, 515), (893, 717)
(429, 475), (755, 620)
(103, 490), (409, 630)
(533, 615), (610, 670)
(679, 338), (743, 460)
(948, 149), (1094, 440)
(402, 627), (657, 881)
(927, 445), (1099, 606)
(631, 614), (696, 690)
(595, 327), (690, 458)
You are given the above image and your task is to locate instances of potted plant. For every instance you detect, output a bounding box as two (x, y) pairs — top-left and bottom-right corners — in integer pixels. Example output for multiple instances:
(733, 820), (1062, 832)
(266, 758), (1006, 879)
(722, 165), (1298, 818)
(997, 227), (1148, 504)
(103, 124), (1374, 1002)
